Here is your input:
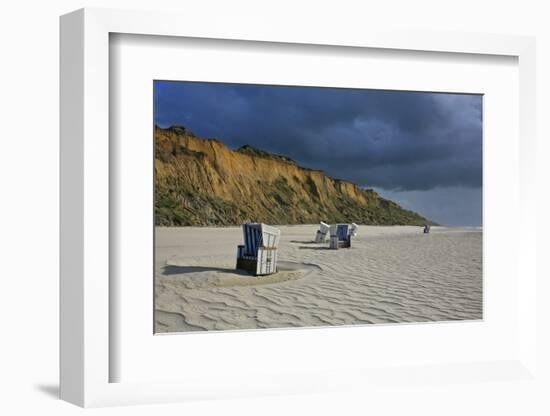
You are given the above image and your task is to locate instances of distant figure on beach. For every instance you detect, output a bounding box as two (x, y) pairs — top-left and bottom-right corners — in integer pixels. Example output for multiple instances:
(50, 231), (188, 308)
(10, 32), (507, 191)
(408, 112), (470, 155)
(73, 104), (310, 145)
(423, 224), (431, 234)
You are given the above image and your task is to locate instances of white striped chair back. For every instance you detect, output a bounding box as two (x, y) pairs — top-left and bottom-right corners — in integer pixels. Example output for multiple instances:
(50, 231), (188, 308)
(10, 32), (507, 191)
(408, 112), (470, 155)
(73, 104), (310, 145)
(260, 224), (281, 249)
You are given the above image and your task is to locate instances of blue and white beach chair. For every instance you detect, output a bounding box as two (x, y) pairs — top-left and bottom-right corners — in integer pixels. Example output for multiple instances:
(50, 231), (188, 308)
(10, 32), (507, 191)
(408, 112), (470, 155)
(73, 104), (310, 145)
(329, 223), (352, 249)
(236, 223), (281, 275)
(315, 221), (330, 243)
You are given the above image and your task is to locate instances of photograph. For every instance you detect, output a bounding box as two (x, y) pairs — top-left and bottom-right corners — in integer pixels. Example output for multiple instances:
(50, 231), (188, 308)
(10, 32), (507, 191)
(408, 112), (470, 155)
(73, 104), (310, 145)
(153, 81), (483, 333)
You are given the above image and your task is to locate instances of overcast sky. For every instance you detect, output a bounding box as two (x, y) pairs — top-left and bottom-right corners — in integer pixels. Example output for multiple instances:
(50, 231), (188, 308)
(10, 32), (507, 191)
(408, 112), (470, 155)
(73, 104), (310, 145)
(154, 81), (482, 226)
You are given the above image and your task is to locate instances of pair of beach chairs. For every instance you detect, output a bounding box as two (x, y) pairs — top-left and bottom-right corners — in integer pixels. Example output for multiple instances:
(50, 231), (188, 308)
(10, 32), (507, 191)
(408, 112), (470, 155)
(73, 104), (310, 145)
(315, 222), (358, 249)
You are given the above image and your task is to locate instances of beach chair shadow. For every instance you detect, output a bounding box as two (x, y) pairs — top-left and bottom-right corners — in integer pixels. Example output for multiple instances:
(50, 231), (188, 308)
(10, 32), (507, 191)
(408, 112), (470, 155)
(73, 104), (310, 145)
(162, 265), (250, 276)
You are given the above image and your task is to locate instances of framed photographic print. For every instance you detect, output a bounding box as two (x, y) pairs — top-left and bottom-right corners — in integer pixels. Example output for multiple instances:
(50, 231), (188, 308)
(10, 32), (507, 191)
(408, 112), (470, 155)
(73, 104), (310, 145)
(152, 81), (483, 334)
(60, 7), (537, 407)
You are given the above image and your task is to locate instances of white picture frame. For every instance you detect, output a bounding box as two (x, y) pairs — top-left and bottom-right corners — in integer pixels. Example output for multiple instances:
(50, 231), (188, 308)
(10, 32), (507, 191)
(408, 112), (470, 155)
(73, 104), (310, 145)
(60, 8), (537, 407)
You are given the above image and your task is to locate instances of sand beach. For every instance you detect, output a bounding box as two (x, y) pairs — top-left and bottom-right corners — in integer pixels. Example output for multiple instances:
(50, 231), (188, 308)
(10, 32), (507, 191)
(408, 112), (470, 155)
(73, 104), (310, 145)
(154, 225), (482, 333)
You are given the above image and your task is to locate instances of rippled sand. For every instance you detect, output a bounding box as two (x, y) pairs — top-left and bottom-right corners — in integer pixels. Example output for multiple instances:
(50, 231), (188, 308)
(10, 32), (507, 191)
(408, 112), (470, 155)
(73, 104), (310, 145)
(155, 225), (482, 333)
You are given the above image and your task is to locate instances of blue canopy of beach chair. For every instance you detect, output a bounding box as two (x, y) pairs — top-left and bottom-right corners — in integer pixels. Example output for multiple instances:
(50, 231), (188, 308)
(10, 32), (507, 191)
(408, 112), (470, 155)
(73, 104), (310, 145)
(336, 224), (349, 241)
(237, 223), (281, 275)
(242, 223), (263, 257)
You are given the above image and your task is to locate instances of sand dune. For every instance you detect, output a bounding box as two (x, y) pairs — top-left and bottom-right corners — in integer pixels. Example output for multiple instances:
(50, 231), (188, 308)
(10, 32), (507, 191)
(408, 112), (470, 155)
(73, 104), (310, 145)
(155, 225), (482, 333)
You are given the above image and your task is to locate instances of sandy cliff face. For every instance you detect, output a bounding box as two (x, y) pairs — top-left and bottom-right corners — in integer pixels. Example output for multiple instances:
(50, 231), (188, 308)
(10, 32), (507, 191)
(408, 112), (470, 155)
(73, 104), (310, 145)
(155, 126), (433, 226)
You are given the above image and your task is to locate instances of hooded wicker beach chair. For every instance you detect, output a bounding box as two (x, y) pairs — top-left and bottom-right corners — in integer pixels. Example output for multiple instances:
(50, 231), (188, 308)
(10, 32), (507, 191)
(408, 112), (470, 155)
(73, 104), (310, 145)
(350, 223), (359, 237)
(236, 223), (281, 275)
(329, 223), (352, 249)
(423, 224), (431, 234)
(315, 221), (330, 243)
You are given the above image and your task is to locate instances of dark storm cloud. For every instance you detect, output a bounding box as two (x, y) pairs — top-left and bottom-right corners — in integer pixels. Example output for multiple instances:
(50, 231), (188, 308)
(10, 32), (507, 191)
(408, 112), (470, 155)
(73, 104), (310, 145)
(155, 81), (482, 192)
(154, 81), (482, 225)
